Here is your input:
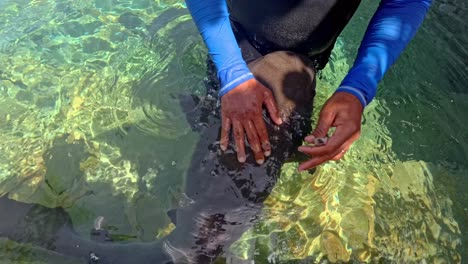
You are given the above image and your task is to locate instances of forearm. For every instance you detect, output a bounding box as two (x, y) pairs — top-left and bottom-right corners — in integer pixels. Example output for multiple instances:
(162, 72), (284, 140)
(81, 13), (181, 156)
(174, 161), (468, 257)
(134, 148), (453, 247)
(337, 0), (432, 107)
(185, 0), (254, 96)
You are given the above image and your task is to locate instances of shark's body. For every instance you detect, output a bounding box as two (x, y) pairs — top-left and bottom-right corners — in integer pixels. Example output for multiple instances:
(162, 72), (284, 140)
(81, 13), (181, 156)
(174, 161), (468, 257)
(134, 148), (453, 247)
(0, 51), (316, 264)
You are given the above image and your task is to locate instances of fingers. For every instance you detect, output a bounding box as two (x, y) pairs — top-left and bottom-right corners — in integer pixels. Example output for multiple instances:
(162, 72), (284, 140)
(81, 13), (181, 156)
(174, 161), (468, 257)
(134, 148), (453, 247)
(299, 125), (358, 157)
(298, 155), (329, 172)
(305, 135), (328, 146)
(230, 119), (267, 164)
(232, 120), (246, 163)
(253, 116), (271, 157)
(244, 120), (264, 164)
(220, 83), (278, 165)
(220, 116), (269, 165)
(298, 127), (358, 171)
(263, 89), (282, 125)
(298, 143), (350, 171)
(220, 115), (231, 151)
(297, 91), (364, 171)
(311, 109), (334, 138)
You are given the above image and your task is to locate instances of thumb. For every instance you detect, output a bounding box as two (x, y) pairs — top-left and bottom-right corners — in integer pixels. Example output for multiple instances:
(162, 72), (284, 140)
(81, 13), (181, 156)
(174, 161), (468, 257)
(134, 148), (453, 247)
(311, 110), (334, 138)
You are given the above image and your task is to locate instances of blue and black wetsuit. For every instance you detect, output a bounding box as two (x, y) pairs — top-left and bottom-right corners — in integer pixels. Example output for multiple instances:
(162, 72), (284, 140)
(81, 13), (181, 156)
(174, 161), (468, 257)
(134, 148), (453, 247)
(186, 0), (432, 107)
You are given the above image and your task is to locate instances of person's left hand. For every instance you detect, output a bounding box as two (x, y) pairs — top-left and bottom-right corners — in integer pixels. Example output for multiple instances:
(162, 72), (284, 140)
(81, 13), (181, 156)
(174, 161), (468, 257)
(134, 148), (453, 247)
(297, 92), (364, 171)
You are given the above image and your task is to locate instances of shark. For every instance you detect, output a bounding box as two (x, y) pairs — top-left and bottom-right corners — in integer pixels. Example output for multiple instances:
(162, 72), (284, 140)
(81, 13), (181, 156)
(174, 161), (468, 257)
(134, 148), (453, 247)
(0, 51), (316, 264)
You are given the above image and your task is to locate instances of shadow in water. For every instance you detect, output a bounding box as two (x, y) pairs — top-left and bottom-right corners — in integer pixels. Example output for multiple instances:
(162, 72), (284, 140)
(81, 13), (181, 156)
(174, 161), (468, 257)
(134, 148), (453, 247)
(0, 49), (319, 264)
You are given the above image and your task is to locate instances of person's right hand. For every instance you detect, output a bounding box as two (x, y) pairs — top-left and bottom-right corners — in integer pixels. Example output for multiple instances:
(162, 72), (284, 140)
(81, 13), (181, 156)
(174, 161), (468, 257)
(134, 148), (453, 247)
(220, 79), (282, 164)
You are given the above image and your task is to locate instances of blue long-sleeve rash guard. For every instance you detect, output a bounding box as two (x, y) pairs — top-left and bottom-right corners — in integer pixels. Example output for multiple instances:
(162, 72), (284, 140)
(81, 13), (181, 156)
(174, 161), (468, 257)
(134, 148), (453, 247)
(186, 0), (432, 107)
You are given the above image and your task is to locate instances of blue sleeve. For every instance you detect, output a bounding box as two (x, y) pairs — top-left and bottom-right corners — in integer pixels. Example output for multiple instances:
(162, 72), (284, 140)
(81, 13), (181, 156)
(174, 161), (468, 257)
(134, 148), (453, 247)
(185, 0), (254, 97)
(336, 0), (432, 107)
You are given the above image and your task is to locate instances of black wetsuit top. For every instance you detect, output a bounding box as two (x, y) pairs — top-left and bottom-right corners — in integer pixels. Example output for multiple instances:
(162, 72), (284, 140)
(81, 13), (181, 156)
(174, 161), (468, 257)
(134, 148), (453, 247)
(227, 0), (361, 68)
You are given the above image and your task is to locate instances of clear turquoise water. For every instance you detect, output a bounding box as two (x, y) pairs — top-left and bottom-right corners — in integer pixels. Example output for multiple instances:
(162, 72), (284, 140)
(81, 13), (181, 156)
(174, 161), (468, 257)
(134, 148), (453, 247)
(0, 0), (466, 263)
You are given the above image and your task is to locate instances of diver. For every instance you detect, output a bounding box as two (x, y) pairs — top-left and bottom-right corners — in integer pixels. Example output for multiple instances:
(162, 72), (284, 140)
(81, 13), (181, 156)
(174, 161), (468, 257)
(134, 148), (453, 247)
(185, 0), (432, 170)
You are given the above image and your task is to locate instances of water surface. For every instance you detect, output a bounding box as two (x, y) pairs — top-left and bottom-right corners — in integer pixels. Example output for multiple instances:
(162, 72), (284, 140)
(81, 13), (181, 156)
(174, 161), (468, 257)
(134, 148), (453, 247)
(0, 0), (466, 263)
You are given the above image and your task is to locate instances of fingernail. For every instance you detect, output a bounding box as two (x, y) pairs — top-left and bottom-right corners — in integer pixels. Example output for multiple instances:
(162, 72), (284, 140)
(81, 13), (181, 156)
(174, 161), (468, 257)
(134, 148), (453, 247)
(297, 147), (305, 152)
(305, 135), (315, 142)
(238, 156), (246, 163)
(278, 119), (283, 125)
(298, 167), (304, 172)
(220, 145), (227, 151)
(264, 150), (271, 157)
(256, 159), (264, 165)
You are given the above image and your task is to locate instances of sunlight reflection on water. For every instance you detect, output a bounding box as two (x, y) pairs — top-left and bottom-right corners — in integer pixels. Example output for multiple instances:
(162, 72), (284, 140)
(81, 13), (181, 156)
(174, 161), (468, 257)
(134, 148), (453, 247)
(0, 0), (466, 263)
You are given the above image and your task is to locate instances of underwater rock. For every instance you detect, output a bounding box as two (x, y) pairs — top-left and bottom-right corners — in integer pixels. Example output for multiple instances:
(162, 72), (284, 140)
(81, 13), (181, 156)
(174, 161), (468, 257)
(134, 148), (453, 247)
(94, 0), (113, 11)
(0, 238), (83, 264)
(118, 13), (144, 30)
(15, 90), (34, 103)
(82, 37), (112, 53)
(0, 98), (28, 125)
(371, 160), (462, 263)
(320, 230), (349, 263)
(131, 193), (170, 242)
(42, 136), (88, 196)
(60, 20), (103, 38)
(21, 135), (94, 209)
(148, 8), (188, 34)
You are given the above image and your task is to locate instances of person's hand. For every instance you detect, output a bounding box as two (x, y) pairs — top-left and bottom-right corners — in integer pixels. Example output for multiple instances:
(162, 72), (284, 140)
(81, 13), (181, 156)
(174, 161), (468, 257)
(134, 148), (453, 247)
(220, 79), (282, 164)
(297, 92), (364, 171)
